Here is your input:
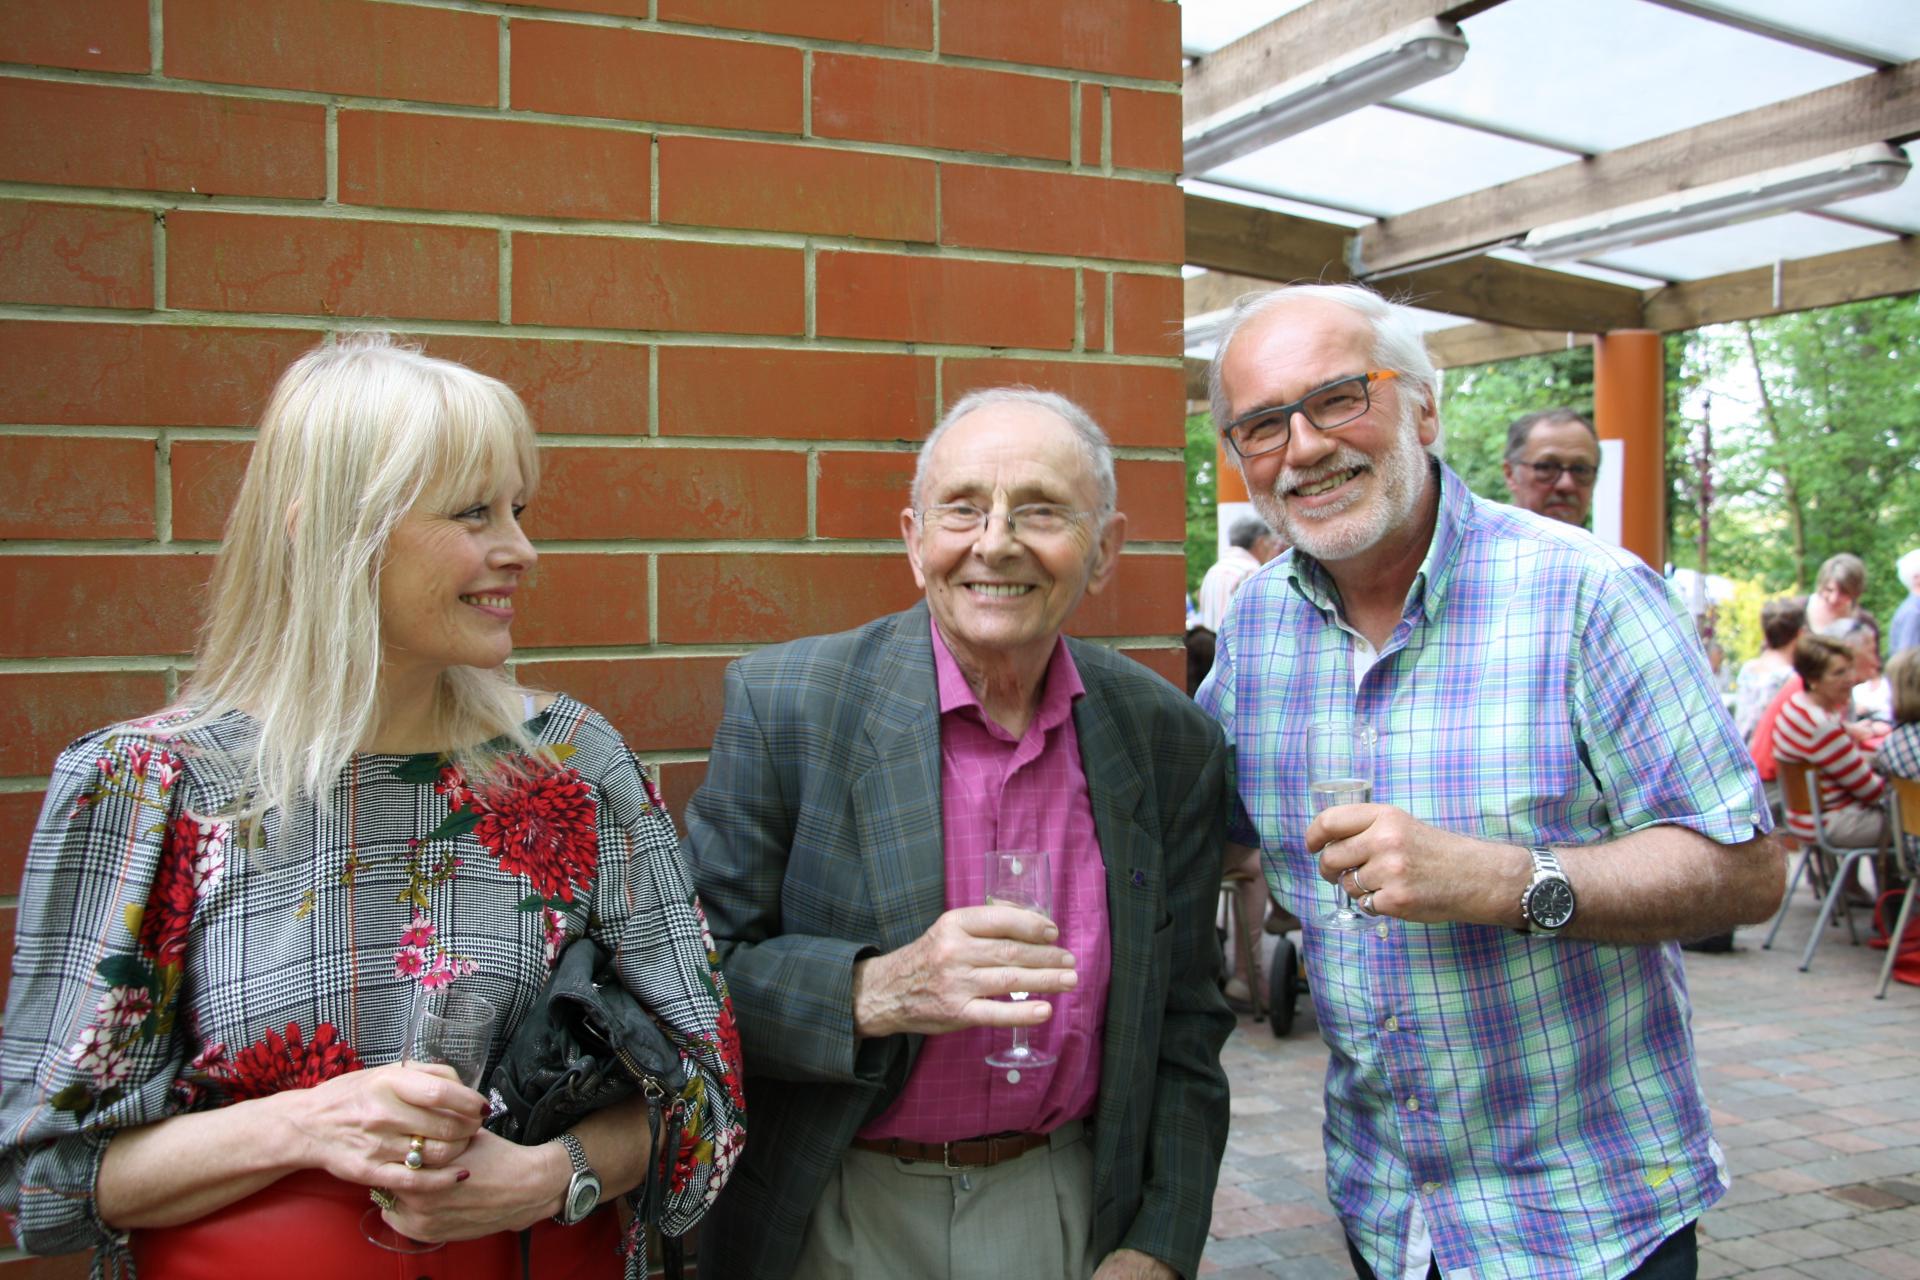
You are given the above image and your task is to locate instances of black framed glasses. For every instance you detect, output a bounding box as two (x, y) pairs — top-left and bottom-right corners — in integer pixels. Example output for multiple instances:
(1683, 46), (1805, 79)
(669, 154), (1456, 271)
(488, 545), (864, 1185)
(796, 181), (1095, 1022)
(1223, 370), (1399, 459)
(1519, 460), (1598, 486)
(917, 502), (1095, 539)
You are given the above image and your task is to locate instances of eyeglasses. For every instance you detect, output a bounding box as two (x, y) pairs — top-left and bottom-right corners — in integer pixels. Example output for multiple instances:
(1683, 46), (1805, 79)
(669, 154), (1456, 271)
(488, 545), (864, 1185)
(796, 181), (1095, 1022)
(917, 502), (1095, 539)
(1518, 460), (1599, 486)
(1223, 370), (1399, 459)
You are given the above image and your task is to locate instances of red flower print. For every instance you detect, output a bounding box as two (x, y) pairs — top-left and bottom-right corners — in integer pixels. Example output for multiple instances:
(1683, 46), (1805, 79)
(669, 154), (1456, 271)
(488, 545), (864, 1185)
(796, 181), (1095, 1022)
(667, 1118), (702, 1195)
(394, 946), (427, 979)
(712, 1002), (745, 1108)
(400, 913), (436, 949)
(139, 813), (228, 966)
(435, 764), (477, 813)
(471, 767), (599, 902)
(211, 1022), (362, 1102)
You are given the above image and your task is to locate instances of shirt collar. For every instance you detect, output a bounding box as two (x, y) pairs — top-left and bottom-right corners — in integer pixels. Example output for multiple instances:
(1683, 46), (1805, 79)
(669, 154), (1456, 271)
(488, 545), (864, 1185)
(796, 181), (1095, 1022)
(930, 617), (1085, 737)
(1283, 458), (1476, 629)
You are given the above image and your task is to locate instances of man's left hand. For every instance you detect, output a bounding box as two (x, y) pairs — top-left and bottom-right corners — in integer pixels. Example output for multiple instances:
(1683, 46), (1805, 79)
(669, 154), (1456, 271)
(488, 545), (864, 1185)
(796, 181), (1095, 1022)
(1308, 803), (1527, 928)
(1092, 1247), (1178, 1279)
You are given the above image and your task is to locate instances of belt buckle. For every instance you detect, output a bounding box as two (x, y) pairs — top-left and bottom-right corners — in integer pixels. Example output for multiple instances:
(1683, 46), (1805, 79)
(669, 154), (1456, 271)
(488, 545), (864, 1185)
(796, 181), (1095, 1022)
(941, 1140), (979, 1171)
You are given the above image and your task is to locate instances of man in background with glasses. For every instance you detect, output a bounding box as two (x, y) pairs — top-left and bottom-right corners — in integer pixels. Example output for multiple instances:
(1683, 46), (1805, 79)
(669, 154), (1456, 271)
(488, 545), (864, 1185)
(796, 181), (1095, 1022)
(1501, 408), (1601, 526)
(686, 387), (1232, 1280)
(1193, 283), (1782, 1280)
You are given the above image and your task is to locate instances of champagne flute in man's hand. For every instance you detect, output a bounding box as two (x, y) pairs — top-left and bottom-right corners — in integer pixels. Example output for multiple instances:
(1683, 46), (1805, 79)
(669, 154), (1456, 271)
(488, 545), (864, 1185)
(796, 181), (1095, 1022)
(984, 850), (1058, 1071)
(1309, 722), (1377, 933)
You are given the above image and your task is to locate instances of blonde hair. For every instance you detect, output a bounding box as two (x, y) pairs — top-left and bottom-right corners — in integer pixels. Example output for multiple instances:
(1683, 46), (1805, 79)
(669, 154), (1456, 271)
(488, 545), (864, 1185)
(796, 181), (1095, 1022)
(175, 333), (542, 816)
(1890, 648), (1920, 725)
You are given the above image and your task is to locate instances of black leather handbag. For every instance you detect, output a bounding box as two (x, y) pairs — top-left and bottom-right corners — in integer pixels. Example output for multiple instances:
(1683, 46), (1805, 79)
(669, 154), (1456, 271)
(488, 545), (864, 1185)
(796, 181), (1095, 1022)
(489, 936), (688, 1242)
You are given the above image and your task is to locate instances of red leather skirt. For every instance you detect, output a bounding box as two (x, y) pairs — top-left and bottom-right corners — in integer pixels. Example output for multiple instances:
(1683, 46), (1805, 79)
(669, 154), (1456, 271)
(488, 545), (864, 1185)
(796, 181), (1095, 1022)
(130, 1169), (622, 1279)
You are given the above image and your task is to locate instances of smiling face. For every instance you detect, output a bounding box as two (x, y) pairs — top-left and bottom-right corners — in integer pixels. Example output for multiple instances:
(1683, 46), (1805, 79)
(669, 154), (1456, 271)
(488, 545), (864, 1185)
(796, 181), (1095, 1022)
(1503, 417), (1601, 525)
(901, 403), (1124, 678)
(378, 455), (537, 686)
(1220, 298), (1436, 568)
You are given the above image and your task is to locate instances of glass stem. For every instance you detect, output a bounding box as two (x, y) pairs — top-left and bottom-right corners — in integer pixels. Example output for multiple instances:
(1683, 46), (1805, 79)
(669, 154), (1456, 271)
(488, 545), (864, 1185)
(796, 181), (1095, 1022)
(1009, 1025), (1030, 1058)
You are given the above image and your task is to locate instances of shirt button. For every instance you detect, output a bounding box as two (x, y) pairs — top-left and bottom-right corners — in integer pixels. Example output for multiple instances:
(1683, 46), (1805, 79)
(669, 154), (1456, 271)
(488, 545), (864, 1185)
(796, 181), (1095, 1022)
(1422, 1181), (1440, 1195)
(1407, 1097), (1420, 1112)
(1376, 923), (1389, 939)
(1383, 1016), (1399, 1032)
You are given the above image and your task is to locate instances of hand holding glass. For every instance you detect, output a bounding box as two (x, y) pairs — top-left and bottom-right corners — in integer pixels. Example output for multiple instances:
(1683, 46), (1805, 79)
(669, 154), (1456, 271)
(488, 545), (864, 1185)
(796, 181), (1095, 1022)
(1308, 723), (1377, 933)
(361, 987), (497, 1252)
(984, 851), (1057, 1071)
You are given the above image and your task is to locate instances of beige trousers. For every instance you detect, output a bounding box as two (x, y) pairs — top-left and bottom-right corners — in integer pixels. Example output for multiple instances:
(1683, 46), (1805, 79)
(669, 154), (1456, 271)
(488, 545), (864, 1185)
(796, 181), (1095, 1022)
(791, 1121), (1095, 1280)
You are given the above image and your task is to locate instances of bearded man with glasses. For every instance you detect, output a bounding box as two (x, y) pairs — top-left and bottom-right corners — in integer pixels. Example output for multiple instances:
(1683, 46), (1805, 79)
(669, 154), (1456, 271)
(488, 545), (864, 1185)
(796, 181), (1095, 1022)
(1502, 408), (1602, 526)
(685, 387), (1232, 1280)
(1195, 283), (1783, 1280)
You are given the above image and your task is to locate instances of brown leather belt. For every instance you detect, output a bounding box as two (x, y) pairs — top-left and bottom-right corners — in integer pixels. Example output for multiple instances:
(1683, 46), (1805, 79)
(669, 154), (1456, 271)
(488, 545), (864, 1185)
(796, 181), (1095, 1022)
(850, 1130), (1051, 1170)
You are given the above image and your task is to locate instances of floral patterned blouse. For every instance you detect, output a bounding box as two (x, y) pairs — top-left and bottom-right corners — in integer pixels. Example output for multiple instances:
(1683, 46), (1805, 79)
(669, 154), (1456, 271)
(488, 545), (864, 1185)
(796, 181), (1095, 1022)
(0, 695), (743, 1278)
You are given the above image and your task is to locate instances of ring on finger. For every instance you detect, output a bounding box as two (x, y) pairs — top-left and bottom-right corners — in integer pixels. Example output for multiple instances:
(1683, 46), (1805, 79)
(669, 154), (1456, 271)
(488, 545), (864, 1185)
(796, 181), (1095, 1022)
(1345, 867), (1373, 898)
(1358, 891), (1378, 917)
(368, 1186), (397, 1212)
(405, 1135), (427, 1171)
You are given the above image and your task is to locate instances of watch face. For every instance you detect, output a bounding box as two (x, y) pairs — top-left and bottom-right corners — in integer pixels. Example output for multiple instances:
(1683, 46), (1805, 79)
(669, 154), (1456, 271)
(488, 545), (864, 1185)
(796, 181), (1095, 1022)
(1529, 878), (1576, 929)
(567, 1173), (602, 1222)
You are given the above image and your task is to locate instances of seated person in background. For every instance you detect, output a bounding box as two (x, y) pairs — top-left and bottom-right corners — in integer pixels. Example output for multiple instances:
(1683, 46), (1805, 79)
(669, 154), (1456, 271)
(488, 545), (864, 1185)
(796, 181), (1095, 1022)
(1891, 548), (1920, 657)
(1839, 611), (1893, 734)
(1773, 634), (1887, 851)
(1878, 649), (1920, 784)
(1734, 596), (1806, 740)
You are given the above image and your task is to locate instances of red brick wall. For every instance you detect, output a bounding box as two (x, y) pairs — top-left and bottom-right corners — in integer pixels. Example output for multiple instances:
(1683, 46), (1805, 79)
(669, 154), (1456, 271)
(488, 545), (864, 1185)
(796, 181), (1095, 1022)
(0, 6), (1187, 1220)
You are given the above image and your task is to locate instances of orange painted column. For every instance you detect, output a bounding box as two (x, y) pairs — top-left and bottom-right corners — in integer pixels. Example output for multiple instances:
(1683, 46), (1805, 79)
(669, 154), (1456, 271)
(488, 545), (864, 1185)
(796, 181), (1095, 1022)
(1217, 440), (1249, 503)
(1592, 330), (1665, 571)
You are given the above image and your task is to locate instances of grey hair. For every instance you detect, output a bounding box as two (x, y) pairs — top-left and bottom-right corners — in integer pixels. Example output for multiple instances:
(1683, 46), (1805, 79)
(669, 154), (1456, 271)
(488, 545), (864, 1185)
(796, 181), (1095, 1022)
(1896, 547), (1920, 590)
(911, 386), (1117, 513)
(1193, 282), (1439, 434)
(1227, 515), (1270, 550)
(1504, 409), (1597, 461)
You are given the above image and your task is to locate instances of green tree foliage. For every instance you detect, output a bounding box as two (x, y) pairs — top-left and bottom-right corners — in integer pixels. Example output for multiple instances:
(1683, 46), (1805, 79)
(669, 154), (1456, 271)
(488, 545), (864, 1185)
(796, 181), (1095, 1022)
(1667, 295), (1920, 626)
(1185, 410), (1218, 595)
(1434, 346), (1595, 502)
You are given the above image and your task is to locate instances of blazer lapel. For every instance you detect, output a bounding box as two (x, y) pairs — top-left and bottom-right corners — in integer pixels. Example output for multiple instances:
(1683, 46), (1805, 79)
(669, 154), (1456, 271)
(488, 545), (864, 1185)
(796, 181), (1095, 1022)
(852, 605), (949, 955)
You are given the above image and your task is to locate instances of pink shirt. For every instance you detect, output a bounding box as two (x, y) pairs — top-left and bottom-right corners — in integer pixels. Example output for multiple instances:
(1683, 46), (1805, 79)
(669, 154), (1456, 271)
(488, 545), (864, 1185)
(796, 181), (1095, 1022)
(857, 621), (1111, 1141)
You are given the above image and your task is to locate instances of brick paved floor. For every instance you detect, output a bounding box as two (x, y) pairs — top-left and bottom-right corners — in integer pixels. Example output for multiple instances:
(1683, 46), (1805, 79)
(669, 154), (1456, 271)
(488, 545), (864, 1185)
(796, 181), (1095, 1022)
(1203, 885), (1920, 1279)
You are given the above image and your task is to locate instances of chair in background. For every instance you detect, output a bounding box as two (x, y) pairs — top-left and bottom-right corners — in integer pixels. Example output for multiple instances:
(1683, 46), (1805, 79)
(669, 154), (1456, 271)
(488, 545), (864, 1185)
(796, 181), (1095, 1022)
(1761, 760), (1890, 972)
(1877, 776), (1920, 999)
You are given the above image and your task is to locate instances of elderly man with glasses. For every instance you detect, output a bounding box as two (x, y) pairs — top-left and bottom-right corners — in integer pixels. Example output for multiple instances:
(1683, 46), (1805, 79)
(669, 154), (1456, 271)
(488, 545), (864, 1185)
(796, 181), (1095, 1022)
(1502, 408), (1601, 526)
(685, 387), (1232, 1280)
(1195, 283), (1783, 1280)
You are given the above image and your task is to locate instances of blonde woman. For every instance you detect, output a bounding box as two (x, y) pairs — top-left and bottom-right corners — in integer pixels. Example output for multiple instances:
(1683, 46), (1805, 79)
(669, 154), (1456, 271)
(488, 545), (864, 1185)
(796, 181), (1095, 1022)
(0, 336), (742, 1279)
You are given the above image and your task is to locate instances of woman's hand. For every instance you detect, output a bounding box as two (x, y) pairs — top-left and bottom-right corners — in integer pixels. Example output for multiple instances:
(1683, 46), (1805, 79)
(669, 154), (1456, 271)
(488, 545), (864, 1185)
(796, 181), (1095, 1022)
(376, 1128), (570, 1241)
(280, 1062), (486, 1191)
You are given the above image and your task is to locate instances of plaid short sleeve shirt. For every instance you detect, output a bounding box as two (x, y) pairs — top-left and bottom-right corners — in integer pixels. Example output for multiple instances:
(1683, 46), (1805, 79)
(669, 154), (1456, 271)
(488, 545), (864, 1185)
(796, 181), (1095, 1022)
(1197, 463), (1770, 1280)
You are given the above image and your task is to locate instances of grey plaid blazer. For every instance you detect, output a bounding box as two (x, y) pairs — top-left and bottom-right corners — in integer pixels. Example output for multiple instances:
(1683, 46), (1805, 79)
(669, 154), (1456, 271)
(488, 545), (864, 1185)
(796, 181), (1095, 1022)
(686, 603), (1232, 1279)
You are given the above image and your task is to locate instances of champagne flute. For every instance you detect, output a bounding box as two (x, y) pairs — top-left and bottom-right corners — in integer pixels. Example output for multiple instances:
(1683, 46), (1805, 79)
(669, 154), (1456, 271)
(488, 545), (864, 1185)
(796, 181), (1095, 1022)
(362, 986), (498, 1252)
(983, 850), (1058, 1072)
(1308, 722), (1377, 932)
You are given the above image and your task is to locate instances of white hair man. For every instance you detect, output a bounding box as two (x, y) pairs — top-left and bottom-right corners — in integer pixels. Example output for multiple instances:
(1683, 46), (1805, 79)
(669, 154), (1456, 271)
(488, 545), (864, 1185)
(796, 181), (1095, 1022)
(1195, 515), (1280, 632)
(687, 388), (1232, 1280)
(1889, 547), (1920, 656)
(1194, 283), (1783, 1280)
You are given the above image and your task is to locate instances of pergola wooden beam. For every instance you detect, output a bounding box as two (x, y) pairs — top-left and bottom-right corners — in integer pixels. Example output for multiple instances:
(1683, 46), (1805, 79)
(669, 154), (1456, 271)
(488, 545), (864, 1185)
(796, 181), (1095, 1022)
(1641, 236), (1920, 331)
(1354, 59), (1920, 276)
(1183, 0), (1506, 130)
(1184, 194), (1645, 332)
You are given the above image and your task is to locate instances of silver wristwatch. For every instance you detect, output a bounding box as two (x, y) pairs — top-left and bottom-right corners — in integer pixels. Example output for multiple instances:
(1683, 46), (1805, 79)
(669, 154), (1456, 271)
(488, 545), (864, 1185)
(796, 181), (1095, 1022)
(551, 1131), (602, 1225)
(1519, 845), (1576, 934)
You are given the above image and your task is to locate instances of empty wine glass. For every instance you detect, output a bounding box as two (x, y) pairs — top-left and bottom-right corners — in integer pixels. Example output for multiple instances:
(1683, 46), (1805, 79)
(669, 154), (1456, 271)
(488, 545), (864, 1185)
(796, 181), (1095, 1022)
(362, 986), (497, 1252)
(1308, 722), (1377, 933)
(983, 850), (1057, 1072)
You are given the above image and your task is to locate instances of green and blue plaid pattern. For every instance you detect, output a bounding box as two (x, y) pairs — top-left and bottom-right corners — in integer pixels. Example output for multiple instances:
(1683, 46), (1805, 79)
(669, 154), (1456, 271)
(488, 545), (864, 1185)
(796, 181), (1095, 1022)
(1198, 463), (1769, 1279)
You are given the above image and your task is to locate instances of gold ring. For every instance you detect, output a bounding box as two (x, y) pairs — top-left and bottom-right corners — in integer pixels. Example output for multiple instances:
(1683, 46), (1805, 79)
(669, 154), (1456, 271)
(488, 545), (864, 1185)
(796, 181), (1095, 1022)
(405, 1135), (426, 1171)
(368, 1186), (397, 1211)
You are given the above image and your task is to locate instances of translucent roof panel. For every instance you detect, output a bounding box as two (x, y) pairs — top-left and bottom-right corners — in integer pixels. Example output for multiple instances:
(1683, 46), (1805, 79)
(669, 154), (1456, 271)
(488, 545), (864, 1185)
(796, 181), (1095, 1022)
(1584, 211), (1895, 280)
(1822, 143), (1920, 233)
(1204, 106), (1570, 216)
(1180, 178), (1377, 227)
(1390, 0), (1870, 154)
(1680, 0), (1920, 62)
